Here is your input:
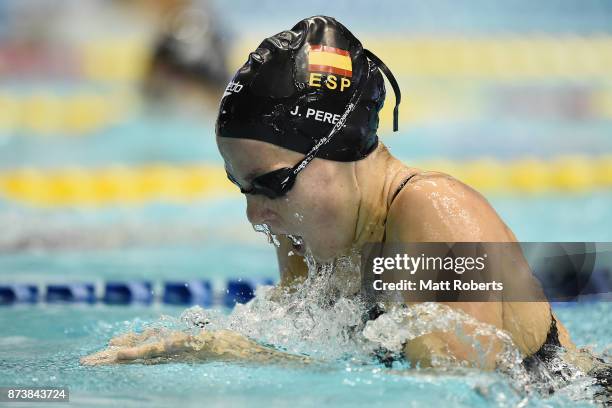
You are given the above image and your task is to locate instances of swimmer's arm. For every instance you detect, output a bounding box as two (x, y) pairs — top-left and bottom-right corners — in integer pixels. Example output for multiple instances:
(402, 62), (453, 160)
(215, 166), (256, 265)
(80, 329), (310, 366)
(400, 306), (503, 370)
(386, 174), (510, 369)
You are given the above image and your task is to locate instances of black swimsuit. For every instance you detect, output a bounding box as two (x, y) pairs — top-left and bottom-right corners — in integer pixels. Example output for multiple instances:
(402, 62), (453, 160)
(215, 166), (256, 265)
(523, 315), (611, 400)
(523, 314), (562, 369)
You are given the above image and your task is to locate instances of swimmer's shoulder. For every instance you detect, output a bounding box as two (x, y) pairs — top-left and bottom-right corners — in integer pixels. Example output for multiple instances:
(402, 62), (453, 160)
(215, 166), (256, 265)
(385, 170), (516, 242)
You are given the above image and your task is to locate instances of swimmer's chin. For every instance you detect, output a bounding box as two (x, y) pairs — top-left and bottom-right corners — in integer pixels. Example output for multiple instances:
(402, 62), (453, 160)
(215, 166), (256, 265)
(287, 240), (335, 263)
(308, 242), (358, 263)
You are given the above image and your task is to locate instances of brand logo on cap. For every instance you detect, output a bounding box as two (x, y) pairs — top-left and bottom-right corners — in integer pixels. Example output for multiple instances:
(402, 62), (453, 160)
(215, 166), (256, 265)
(307, 45), (352, 92)
(223, 81), (244, 98)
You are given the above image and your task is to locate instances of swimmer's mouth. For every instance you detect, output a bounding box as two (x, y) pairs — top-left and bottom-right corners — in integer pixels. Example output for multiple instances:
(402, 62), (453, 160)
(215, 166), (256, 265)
(292, 241), (305, 255)
(287, 235), (305, 256)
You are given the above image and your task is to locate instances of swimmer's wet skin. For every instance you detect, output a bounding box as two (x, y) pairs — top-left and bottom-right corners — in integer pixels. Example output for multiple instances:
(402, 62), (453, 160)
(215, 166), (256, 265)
(82, 14), (610, 399)
(81, 329), (310, 366)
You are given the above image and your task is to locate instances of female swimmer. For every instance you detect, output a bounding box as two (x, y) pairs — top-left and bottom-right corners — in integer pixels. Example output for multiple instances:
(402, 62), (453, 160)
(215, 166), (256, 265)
(82, 18), (609, 391)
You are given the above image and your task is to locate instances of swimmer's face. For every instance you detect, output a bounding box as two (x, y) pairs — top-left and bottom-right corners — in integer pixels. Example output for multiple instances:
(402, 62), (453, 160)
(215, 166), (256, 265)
(217, 137), (359, 261)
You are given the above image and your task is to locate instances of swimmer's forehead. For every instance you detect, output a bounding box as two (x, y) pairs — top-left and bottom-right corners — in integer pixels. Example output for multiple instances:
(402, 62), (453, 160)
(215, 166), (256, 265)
(217, 137), (302, 179)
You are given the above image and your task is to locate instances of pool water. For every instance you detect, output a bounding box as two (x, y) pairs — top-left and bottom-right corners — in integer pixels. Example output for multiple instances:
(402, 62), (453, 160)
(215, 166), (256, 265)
(0, 301), (609, 407)
(0, 194), (610, 407)
(1, 1), (611, 405)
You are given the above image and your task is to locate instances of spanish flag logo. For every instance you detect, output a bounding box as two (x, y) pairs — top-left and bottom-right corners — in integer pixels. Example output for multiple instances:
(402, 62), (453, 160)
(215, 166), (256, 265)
(308, 45), (352, 78)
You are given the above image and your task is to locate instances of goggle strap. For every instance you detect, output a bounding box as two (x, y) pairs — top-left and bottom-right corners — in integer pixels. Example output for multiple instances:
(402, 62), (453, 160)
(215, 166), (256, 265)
(363, 49), (401, 132)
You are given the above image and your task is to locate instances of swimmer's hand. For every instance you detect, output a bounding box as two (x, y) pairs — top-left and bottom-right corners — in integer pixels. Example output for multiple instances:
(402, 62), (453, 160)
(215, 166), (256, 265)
(80, 329), (309, 366)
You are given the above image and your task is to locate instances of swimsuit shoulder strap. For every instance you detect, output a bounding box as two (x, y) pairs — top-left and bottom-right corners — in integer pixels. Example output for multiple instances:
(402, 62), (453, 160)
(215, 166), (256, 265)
(382, 172), (419, 243)
(390, 172), (419, 206)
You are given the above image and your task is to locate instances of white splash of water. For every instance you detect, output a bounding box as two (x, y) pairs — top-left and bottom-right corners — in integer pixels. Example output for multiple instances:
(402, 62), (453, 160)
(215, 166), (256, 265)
(155, 250), (369, 360)
(173, 253), (523, 368)
(362, 302), (521, 367)
(172, 270), (368, 360)
(253, 223), (280, 247)
(134, 248), (607, 404)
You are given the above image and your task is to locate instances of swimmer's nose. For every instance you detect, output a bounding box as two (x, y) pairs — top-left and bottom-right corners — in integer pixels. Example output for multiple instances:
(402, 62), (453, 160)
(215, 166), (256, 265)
(245, 195), (272, 225)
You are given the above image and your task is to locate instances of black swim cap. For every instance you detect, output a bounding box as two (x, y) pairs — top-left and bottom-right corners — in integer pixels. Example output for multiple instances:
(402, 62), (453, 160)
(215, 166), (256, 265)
(216, 15), (400, 162)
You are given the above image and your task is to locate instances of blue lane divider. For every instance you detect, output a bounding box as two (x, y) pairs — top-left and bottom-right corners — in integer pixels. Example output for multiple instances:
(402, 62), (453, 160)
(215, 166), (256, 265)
(1, 276), (606, 306)
(163, 281), (213, 306)
(104, 282), (153, 304)
(45, 283), (96, 303)
(0, 284), (38, 305)
(225, 278), (275, 307)
(0, 279), (277, 306)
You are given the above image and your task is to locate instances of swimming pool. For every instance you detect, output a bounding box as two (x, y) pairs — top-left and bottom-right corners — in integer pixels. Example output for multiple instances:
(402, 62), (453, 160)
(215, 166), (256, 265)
(1, 0), (611, 405)
(0, 158), (610, 405)
(0, 193), (610, 407)
(0, 300), (609, 407)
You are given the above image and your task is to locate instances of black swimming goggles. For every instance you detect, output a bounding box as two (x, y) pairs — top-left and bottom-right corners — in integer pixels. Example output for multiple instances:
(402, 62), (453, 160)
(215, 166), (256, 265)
(226, 49), (401, 200)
